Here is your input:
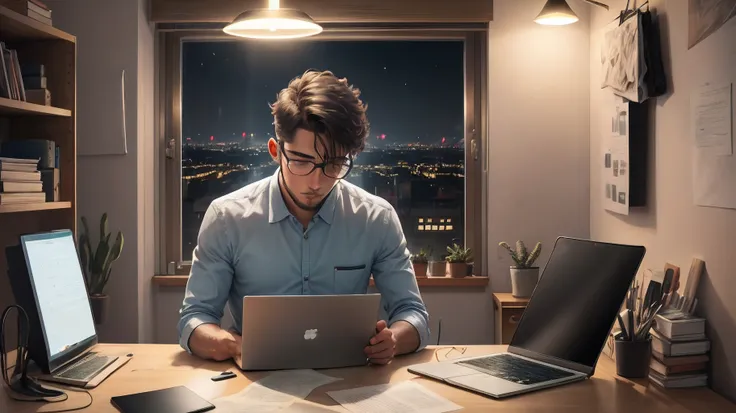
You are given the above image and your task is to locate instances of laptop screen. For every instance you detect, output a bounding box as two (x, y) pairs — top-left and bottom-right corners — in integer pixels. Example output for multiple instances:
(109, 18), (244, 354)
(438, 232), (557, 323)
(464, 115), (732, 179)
(509, 237), (645, 371)
(21, 230), (97, 363)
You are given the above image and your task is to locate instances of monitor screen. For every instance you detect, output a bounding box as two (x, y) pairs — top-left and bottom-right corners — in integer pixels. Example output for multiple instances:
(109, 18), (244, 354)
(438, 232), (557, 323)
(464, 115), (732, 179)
(509, 237), (645, 371)
(21, 230), (97, 361)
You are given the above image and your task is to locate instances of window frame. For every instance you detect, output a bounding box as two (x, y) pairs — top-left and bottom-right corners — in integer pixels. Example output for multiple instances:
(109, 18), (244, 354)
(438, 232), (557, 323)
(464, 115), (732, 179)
(156, 24), (488, 278)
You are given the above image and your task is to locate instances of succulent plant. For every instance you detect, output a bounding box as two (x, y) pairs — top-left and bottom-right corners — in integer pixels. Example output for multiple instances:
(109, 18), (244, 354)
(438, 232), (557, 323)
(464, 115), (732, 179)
(79, 213), (124, 296)
(499, 240), (541, 269)
(411, 247), (431, 263)
(445, 243), (472, 263)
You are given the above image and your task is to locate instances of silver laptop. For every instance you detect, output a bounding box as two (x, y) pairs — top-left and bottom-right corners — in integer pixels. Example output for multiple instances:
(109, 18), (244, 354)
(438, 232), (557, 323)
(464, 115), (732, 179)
(409, 237), (646, 398)
(8, 230), (132, 389)
(238, 294), (381, 370)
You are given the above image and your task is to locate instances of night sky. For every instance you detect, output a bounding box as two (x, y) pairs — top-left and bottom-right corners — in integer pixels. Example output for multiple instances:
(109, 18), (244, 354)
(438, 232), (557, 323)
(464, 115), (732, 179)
(182, 40), (465, 145)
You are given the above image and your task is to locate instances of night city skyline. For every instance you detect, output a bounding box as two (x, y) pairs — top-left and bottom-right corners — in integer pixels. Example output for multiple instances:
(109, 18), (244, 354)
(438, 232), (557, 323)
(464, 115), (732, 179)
(180, 39), (467, 263)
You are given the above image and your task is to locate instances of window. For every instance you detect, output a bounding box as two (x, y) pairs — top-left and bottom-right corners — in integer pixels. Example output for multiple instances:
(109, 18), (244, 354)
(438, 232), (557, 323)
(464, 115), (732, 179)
(158, 28), (487, 275)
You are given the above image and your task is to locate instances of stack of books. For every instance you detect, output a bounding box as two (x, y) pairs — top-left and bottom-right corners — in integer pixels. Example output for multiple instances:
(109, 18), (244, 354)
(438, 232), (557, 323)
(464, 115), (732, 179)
(1, 0), (52, 26)
(0, 156), (45, 205)
(648, 311), (710, 388)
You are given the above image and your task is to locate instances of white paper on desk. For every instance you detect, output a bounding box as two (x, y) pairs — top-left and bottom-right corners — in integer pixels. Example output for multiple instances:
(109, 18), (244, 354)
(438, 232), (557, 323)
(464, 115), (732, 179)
(212, 369), (343, 412)
(692, 82), (733, 156)
(327, 381), (462, 413)
(254, 369), (343, 399)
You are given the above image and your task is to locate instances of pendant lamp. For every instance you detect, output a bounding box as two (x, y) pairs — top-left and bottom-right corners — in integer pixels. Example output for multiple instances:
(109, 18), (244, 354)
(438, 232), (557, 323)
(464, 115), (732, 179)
(534, 0), (609, 26)
(223, 0), (323, 39)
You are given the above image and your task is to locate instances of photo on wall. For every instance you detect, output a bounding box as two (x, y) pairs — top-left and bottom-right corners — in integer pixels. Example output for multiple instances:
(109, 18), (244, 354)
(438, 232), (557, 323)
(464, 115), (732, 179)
(601, 92), (631, 215)
(688, 0), (736, 49)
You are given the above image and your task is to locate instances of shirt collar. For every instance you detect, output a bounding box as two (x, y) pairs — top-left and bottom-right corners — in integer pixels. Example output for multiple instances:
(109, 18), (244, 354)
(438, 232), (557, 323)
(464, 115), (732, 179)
(268, 167), (339, 225)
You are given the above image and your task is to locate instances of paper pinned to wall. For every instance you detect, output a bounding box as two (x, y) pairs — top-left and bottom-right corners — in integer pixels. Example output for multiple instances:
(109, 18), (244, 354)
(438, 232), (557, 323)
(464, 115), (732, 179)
(693, 81), (736, 209)
(692, 82), (733, 156)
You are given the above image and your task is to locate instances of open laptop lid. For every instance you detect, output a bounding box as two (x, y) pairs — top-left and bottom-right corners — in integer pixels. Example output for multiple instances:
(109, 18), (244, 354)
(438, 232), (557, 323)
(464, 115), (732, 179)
(507, 237), (646, 376)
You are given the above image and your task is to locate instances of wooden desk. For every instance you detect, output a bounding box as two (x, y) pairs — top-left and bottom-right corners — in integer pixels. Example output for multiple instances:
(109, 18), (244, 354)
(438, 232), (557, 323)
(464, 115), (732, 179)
(2, 344), (734, 412)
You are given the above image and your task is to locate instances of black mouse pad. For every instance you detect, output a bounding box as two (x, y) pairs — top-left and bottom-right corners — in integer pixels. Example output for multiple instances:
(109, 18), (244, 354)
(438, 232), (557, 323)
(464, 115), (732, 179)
(111, 385), (215, 413)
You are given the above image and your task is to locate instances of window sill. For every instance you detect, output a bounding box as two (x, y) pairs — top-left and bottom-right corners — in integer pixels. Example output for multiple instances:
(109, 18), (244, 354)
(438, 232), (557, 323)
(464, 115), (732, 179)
(151, 275), (489, 288)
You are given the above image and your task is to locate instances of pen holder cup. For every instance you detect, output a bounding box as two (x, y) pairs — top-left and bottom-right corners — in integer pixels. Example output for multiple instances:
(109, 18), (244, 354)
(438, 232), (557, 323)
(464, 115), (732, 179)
(614, 336), (651, 378)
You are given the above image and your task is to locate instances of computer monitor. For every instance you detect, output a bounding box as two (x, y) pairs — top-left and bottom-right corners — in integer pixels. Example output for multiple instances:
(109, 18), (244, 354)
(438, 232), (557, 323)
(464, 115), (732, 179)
(6, 229), (98, 374)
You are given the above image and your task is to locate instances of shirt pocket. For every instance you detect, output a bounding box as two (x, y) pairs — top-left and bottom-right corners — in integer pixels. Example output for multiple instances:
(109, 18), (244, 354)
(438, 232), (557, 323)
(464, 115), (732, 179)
(333, 264), (370, 294)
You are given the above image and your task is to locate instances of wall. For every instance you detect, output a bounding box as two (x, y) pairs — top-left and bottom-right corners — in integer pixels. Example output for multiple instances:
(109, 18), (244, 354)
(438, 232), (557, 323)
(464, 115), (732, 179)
(589, 0), (736, 401)
(46, 0), (156, 343)
(486, 0), (591, 289)
(152, 0), (592, 347)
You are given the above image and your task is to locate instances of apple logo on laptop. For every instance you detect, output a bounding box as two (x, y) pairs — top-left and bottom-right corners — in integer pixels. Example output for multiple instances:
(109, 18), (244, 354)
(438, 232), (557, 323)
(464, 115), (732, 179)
(304, 329), (318, 340)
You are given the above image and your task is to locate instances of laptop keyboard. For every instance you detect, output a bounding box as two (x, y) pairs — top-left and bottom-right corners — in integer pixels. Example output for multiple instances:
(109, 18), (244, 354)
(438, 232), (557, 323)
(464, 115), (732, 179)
(55, 352), (117, 381)
(456, 354), (576, 385)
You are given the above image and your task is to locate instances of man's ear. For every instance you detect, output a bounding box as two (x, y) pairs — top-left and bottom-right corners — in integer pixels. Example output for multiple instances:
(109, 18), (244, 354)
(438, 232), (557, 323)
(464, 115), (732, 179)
(268, 138), (279, 162)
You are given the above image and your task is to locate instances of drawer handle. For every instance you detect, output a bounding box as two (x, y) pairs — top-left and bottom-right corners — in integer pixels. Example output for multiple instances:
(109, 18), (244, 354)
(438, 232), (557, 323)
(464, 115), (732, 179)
(509, 315), (520, 324)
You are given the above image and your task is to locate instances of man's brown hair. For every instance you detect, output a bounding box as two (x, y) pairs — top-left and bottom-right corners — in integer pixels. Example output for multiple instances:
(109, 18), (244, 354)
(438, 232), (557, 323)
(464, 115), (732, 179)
(271, 69), (369, 159)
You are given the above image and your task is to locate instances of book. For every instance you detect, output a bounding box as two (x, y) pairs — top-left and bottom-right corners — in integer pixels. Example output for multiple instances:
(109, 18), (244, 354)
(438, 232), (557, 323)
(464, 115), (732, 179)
(654, 313), (705, 338)
(0, 192), (45, 204)
(651, 329), (710, 356)
(651, 350), (709, 366)
(650, 357), (706, 376)
(0, 180), (43, 192)
(649, 370), (708, 388)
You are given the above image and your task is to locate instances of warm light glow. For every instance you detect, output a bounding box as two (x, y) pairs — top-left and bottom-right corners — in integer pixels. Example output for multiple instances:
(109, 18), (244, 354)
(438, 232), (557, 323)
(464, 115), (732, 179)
(534, 0), (579, 26)
(223, 14), (323, 39)
(534, 13), (579, 25)
(268, 0), (279, 9)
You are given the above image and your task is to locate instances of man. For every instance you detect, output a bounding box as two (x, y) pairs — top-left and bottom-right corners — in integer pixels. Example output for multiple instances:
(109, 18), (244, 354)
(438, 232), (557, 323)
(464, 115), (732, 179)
(177, 69), (430, 366)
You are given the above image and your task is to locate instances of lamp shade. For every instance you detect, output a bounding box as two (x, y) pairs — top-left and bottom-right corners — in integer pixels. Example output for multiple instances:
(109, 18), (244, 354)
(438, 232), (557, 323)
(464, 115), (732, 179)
(223, 8), (323, 39)
(534, 0), (579, 25)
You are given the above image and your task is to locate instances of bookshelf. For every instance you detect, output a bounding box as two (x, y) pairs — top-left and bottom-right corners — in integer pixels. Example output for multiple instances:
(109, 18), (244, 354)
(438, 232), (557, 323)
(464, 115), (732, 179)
(0, 3), (77, 322)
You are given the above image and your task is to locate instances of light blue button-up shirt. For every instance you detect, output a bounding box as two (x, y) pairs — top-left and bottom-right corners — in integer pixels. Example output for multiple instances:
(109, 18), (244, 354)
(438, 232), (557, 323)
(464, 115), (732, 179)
(177, 168), (430, 354)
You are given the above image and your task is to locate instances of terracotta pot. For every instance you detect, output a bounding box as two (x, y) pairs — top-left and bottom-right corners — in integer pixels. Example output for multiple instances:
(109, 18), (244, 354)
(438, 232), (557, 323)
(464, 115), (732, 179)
(412, 261), (428, 277)
(510, 267), (539, 297)
(446, 262), (468, 278)
(90, 294), (109, 325)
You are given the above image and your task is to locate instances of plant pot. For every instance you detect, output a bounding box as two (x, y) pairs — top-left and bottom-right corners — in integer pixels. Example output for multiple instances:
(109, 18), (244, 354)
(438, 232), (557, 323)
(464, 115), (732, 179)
(412, 261), (428, 277)
(447, 262), (468, 278)
(466, 262), (474, 277)
(427, 261), (446, 277)
(90, 294), (109, 325)
(510, 267), (539, 297)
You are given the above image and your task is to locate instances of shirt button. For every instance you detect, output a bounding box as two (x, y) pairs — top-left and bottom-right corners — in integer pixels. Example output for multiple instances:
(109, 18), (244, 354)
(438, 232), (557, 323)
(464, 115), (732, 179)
(304, 276), (309, 281)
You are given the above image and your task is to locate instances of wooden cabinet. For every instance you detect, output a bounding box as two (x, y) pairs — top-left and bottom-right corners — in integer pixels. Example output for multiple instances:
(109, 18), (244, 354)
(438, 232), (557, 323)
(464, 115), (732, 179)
(493, 293), (530, 344)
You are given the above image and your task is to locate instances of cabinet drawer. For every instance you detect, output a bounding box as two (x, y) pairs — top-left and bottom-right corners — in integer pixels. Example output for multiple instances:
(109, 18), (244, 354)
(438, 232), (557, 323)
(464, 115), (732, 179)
(496, 308), (524, 344)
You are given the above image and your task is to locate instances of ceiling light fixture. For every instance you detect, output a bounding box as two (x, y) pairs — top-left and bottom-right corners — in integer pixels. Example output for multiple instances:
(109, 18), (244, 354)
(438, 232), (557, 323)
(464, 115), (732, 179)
(223, 0), (323, 39)
(534, 0), (609, 26)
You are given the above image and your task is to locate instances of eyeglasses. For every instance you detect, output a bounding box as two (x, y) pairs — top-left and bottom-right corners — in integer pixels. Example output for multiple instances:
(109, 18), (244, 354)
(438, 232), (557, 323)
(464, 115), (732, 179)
(434, 346), (467, 362)
(280, 140), (353, 179)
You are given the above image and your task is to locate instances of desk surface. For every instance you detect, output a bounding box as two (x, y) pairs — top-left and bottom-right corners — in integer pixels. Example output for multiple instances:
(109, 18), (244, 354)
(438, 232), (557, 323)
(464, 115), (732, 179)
(2, 344), (734, 412)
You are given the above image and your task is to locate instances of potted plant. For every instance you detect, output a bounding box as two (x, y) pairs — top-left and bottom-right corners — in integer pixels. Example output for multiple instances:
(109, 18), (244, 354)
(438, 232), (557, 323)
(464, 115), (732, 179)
(499, 240), (542, 298)
(78, 213), (124, 325)
(445, 243), (472, 278)
(410, 247), (430, 278)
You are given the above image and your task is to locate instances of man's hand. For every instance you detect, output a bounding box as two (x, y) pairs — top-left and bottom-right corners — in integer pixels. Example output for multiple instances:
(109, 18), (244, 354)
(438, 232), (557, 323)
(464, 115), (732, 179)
(227, 329), (243, 365)
(364, 320), (397, 365)
(188, 323), (242, 363)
